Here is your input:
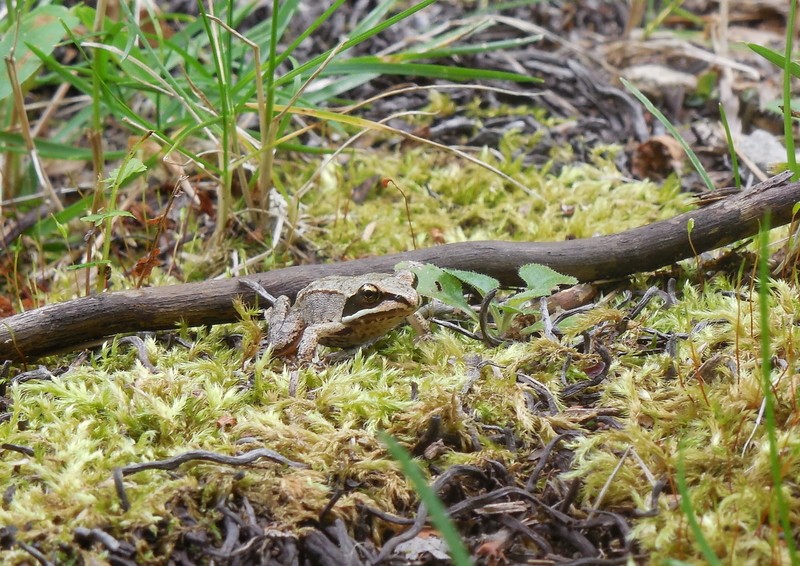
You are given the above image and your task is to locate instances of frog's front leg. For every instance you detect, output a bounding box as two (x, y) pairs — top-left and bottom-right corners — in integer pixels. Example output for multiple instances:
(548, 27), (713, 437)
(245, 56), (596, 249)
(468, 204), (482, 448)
(295, 322), (345, 362)
(267, 295), (304, 357)
(405, 311), (430, 337)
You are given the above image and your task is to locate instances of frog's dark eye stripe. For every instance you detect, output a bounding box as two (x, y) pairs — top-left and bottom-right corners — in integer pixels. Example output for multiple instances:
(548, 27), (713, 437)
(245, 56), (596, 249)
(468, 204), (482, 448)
(341, 285), (384, 317)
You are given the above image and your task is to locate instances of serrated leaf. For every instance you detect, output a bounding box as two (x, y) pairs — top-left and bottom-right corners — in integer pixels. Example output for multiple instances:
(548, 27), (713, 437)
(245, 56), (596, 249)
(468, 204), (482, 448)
(0, 5), (79, 100)
(107, 158), (146, 185)
(518, 263), (577, 295)
(504, 287), (552, 308)
(442, 268), (499, 296)
(408, 263), (477, 321)
(81, 210), (136, 225)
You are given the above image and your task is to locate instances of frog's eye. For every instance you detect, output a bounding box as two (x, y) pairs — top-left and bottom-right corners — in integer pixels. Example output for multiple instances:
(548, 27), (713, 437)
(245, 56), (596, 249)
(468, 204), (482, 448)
(358, 284), (382, 304)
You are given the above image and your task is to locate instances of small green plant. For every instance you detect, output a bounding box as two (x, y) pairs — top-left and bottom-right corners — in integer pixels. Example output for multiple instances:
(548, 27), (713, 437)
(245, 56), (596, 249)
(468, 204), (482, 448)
(407, 262), (578, 341)
(2, 0), (539, 287)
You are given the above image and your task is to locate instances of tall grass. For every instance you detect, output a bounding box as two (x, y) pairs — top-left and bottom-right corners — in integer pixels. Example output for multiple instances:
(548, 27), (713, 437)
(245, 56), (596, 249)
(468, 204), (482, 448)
(1, 1), (538, 290)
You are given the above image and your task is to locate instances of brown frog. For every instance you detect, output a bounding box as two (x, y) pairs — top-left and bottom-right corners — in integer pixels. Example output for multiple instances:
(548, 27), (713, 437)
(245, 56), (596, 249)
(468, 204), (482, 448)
(266, 270), (421, 361)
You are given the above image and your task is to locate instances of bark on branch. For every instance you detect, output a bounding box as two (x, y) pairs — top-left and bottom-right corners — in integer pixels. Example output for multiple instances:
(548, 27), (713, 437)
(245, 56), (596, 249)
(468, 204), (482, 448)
(1, 172), (797, 363)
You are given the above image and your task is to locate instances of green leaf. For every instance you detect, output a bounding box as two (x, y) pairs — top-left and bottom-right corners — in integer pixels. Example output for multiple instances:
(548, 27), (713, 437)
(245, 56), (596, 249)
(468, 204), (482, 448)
(504, 287), (552, 307)
(81, 210), (136, 225)
(26, 193), (92, 239)
(676, 443), (723, 566)
(323, 60), (539, 84)
(107, 158), (147, 185)
(409, 263), (477, 321)
(0, 129), (126, 160)
(394, 36), (543, 60)
(443, 268), (499, 296)
(0, 5), (79, 100)
(718, 102), (740, 189)
(747, 43), (800, 78)
(520, 320), (544, 336)
(518, 263), (578, 295)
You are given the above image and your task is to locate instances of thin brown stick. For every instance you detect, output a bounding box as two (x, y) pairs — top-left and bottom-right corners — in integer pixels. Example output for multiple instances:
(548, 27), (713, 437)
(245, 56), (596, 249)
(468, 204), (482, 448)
(5, 56), (63, 211)
(113, 448), (308, 511)
(1, 172), (797, 362)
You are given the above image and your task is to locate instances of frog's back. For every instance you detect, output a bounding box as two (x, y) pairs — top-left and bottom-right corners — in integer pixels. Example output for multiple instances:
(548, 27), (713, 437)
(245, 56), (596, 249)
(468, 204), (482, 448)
(296, 287), (349, 325)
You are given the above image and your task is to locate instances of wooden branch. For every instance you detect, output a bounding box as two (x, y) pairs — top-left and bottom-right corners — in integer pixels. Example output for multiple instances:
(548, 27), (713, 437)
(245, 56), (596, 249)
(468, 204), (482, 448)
(1, 172), (797, 363)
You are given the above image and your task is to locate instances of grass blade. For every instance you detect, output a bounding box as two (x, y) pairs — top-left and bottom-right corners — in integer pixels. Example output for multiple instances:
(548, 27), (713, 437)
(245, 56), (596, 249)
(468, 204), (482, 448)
(675, 443), (721, 566)
(757, 213), (798, 562)
(322, 60), (539, 83)
(380, 433), (474, 566)
(718, 103), (740, 189)
(781, 0), (797, 175)
(621, 77), (714, 191)
(746, 43), (800, 78)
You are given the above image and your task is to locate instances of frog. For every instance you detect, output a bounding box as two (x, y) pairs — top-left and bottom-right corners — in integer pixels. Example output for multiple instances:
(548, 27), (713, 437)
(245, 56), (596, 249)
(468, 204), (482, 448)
(265, 270), (421, 361)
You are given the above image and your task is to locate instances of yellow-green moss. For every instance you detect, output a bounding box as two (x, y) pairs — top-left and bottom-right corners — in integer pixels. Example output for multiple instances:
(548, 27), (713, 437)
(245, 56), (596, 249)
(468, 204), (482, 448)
(5, 131), (797, 564)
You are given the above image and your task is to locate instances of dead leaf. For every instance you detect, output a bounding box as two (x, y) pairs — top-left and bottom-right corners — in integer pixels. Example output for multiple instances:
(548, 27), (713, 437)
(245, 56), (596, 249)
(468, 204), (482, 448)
(350, 175), (379, 204)
(130, 249), (162, 281)
(0, 295), (15, 318)
(429, 227), (446, 245)
(216, 415), (237, 430)
(632, 135), (686, 179)
(547, 283), (597, 311)
(394, 532), (450, 561)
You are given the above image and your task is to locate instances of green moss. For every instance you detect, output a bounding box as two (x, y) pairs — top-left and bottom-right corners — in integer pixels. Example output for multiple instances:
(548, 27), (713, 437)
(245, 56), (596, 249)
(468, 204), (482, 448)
(565, 275), (800, 563)
(285, 139), (692, 266)
(6, 127), (797, 563)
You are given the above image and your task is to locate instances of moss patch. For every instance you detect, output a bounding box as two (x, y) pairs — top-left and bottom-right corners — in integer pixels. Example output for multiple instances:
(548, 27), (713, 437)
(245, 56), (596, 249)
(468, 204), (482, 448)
(4, 140), (794, 563)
